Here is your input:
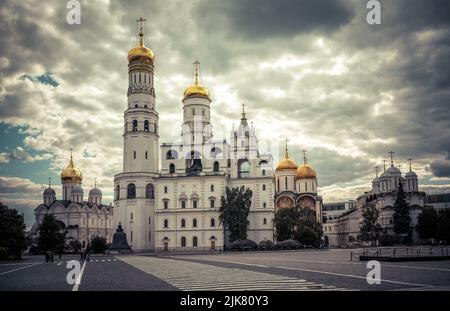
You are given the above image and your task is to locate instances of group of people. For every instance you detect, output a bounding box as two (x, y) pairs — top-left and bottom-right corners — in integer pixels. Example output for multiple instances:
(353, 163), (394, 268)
(44, 249), (63, 262)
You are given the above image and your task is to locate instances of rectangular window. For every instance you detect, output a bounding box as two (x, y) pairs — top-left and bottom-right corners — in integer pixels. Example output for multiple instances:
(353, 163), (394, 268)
(164, 186), (168, 193)
(193, 200), (198, 209)
(149, 231), (151, 241)
(210, 200), (215, 208)
(181, 201), (186, 209)
(164, 201), (168, 209)
(211, 184), (214, 192)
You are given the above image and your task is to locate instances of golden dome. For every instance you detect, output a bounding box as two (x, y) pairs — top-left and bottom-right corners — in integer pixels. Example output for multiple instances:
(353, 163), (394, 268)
(61, 155), (82, 183)
(183, 60), (210, 100)
(184, 84), (210, 98)
(276, 142), (298, 171)
(128, 17), (154, 63)
(296, 164), (317, 179)
(128, 45), (154, 63)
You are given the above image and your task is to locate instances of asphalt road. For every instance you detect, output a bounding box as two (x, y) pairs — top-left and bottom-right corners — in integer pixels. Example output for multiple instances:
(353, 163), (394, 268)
(1, 249), (449, 291)
(0, 254), (175, 291)
(168, 249), (450, 291)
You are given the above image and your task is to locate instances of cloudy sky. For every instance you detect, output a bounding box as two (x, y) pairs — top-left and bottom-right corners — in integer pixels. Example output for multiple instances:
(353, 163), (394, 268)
(1, 0), (449, 227)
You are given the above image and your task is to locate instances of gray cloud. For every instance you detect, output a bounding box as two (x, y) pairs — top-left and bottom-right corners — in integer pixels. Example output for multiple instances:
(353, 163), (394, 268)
(0, 0), (449, 219)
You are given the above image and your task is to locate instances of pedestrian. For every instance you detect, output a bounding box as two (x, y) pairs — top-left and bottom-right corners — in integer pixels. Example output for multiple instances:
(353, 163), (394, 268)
(80, 246), (85, 261)
(45, 250), (50, 263)
(58, 248), (63, 261)
(50, 251), (54, 262)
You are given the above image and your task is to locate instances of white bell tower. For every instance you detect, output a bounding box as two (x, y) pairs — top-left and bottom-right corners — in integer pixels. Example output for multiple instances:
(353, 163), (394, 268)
(123, 17), (159, 174)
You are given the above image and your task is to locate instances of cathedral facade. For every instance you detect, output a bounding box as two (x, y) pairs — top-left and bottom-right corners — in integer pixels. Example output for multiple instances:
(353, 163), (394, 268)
(113, 21), (322, 252)
(30, 155), (114, 247)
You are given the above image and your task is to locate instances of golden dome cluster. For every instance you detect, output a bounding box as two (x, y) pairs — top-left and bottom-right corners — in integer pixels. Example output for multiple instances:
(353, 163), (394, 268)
(60, 155), (82, 183)
(276, 142), (317, 179)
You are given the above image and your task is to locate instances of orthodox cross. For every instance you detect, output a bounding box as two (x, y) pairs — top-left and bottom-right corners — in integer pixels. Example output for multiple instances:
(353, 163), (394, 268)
(388, 151), (395, 166)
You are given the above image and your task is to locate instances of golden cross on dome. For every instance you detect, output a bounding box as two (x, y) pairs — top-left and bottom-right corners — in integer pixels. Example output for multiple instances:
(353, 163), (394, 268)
(193, 60), (200, 85)
(48, 177), (51, 187)
(382, 159), (387, 171)
(388, 151), (395, 166)
(94, 177), (97, 188)
(136, 17), (147, 46)
(70, 148), (73, 159)
(408, 158), (413, 172)
(301, 149), (307, 164)
(375, 166), (379, 177)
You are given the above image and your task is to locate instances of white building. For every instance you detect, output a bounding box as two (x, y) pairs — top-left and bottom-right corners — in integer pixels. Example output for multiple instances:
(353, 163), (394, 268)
(324, 154), (426, 247)
(322, 200), (357, 222)
(114, 21), (275, 252)
(30, 154), (114, 247)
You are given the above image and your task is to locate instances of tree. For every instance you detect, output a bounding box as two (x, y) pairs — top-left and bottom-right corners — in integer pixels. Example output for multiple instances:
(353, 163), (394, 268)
(68, 240), (82, 253)
(0, 202), (27, 259)
(437, 209), (450, 245)
(38, 214), (66, 252)
(219, 186), (253, 242)
(392, 180), (412, 240)
(274, 205), (322, 247)
(274, 206), (301, 241)
(416, 206), (439, 242)
(358, 201), (382, 245)
(91, 236), (107, 253)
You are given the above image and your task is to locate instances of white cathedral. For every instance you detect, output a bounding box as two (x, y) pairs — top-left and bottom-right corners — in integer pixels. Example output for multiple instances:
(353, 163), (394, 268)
(113, 19), (323, 252)
(30, 154), (114, 247)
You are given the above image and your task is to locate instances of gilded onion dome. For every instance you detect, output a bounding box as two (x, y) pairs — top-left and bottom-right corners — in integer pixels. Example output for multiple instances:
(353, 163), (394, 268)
(276, 140), (298, 171)
(183, 60), (210, 100)
(128, 17), (154, 63)
(296, 150), (317, 179)
(61, 153), (82, 183)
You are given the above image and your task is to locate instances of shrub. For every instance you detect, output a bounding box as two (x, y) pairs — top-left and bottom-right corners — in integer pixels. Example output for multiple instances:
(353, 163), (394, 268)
(0, 247), (8, 260)
(378, 234), (396, 246)
(258, 240), (274, 250)
(90, 236), (107, 254)
(275, 239), (303, 250)
(228, 239), (258, 251)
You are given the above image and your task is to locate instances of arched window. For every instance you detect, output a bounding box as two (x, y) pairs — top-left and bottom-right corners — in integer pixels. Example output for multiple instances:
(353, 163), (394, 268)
(277, 178), (280, 191)
(262, 169), (266, 176)
(146, 183), (154, 199)
(263, 218), (267, 225)
(238, 159), (250, 178)
(181, 236), (186, 247)
(193, 218), (198, 227)
(262, 184), (266, 191)
(133, 151), (136, 159)
(193, 236), (198, 247)
(210, 218), (215, 227)
(144, 120), (149, 132)
(169, 163), (175, 174)
(127, 183), (136, 199)
(145, 151), (148, 159)
(132, 120), (138, 131)
(213, 161), (220, 172)
(115, 185), (120, 200)
(181, 219), (186, 228)
(181, 200), (186, 209)
(166, 150), (177, 160)
(163, 219), (168, 228)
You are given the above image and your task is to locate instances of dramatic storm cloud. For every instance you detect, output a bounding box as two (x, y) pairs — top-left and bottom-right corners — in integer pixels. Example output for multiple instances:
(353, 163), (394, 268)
(0, 0), (449, 226)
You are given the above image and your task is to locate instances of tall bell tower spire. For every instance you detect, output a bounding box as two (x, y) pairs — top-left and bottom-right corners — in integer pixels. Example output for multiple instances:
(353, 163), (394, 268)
(122, 17), (159, 174)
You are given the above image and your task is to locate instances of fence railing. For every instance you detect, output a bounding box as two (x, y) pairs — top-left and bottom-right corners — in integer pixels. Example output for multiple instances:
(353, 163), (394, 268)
(350, 246), (450, 261)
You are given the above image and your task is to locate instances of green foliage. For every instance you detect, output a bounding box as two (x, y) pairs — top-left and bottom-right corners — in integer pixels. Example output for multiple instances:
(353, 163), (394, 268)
(437, 209), (450, 244)
(0, 202), (27, 260)
(258, 240), (274, 250)
(274, 205), (322, 248)
(378, 234), (397, 246)
(90, 236), (107, 253)
(68, 240), (82, 253)
(228, 239), (258, 251)
(392, 181), (412, 237)
(274, 239), (303, 250)
(38, 214), (66, 252)
(219, 186), (253, 242)
(416, 206), (439, 241)
(358, 201), (382, 245)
